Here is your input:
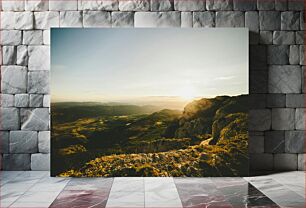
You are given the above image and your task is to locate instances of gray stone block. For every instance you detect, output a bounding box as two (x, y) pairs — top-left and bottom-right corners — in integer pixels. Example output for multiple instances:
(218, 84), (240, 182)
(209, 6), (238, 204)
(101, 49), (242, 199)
(250, 30), (259, 44)
(60, 11), (82, 27)
(174, 0), (205, 11)
(281, 11), (300, 30)
(286, 94), (304, 107)
(259, 11), (281, 30)
(250, 153), (273, 170)
(31, 153), (50, 170)
(3, 46), (17, 65)
(15, 94), (29, 108)
(2, 1), (24, 11)
(245, 11), (258, 32)
(266, 94), (286, 107)
(1, 30), (22, 45)
(0, 108), (20, 130)
(250, 70), (268, 93)
(43, 95), (50, 108)
(29, 94), (44, 107)
(10, 131), (38, 153)
(267, 45), (289, 64)
(298, 154), (305, 170)
(250, 45), (267, 69)
(28, 71), (50, 94)
(257, 0), (274, 10)
(17, 45), (28, 66)
(151, 0), (173, 11)
(249, 94), (266, 109)
(269, 65), (301, 93)
(300, 12), (304, 30)
(193, 12), (215, 27)
(272, 108), (295, 130)
(206, 0), (233, 10)
(1, 66), (27, 94)
(21, 108), (49, 131)
(3, 154), (31, 170)
(249, 131), (264, 136)
(233, 0), (256, 11)
(295, 31), (304, 44)
(38, 131), (50, 153)
(216, 11), (244, 27)
(181, 12), (192, 28)
(43, 30), (50, 45)
(119, 0), (150, 11)
(273, 31), (295, 45)
(249, 135), (264, 153)
(299, 45), (304, 65)
(285, 130), (304, 153)
(0, 131), (9, 153)
(264, 131), (285, 153)
(302, 66), (305, 93)
(295, 108), (305, 130)
(289, 45), (300, 64)
(249, 109), (271, 131)
(112, 12), (134, 27)
(274, 153), (298, 170)
(25, 0), (49, 11)
(288, 0), (304, 11)
(275, 0), (287, 11)
(1, 12), (15, 29)
(14, 12), (34, 30)
(28, 46), (50, 71)
(83, 11), (111, 28)
(23, 30), (43, 45)
(0, 94), (14, 107)
(49, 0), (78, 10)
(245, 12), (259, 44)
(34, 11), (60, 29)
(79, 0), (118, 10)
(135, 12), (181, 27)
(260, 31), (272, 44)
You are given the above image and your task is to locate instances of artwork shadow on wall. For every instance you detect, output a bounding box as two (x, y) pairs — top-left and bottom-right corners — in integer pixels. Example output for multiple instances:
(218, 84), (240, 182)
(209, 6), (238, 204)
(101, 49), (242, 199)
(51, 28), (249, 177)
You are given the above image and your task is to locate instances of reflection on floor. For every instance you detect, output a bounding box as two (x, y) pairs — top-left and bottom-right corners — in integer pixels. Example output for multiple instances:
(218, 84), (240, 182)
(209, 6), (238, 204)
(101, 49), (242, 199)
(1, 171), (304, 208)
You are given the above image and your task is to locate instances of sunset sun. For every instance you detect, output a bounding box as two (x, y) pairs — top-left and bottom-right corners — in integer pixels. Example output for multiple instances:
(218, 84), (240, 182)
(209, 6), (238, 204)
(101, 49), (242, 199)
(178, 84), (198, 101)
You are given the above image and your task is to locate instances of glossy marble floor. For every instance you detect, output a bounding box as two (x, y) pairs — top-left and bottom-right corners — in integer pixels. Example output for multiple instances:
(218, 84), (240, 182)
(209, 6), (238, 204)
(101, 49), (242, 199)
(1, 171), (305, 208)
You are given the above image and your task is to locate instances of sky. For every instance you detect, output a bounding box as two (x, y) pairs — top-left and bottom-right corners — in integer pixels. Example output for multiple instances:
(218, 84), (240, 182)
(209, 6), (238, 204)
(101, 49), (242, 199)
(51, 28), (248, 108)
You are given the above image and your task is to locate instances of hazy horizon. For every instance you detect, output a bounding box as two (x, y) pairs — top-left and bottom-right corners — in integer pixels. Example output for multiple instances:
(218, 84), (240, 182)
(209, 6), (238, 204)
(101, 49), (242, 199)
(51, 28), (248, 104)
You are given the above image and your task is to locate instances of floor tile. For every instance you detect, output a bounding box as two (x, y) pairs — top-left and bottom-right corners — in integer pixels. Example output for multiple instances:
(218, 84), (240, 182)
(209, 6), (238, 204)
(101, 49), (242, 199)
(11, 191), (61, 203)
(106, 191), (144, 208)
(0, 171), (24, 186)
(268, 171), (305, 198)
(175, 178), (232, 208)
(144, 177), (177, 192)
(65, 177), (113, 191)
(1, 182), (36, 194)
(28, 177), (70, 192)
(145, 190), (183, 208)
(111, 177), (144, 192)
(246, 176), (305, 208)
(50, 190), (109, 208)
(9, 201), (53, 208)
(0, 171), (304, 208)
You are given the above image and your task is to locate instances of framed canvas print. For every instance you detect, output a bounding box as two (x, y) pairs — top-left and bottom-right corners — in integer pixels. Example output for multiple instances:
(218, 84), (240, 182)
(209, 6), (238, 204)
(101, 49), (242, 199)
(51, 28), (249, 177)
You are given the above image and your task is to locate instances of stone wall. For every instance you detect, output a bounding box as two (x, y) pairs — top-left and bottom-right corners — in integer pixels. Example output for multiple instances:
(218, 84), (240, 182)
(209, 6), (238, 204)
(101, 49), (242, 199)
(0, 0), (304, 172)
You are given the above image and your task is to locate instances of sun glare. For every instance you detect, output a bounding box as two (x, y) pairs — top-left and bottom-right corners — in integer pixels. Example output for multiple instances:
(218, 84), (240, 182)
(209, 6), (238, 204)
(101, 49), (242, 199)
(178, 84), (198, 101)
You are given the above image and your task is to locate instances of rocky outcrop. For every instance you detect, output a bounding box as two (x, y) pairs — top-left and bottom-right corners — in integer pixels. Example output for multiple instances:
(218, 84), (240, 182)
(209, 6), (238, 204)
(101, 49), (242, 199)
(173, 95), (248, 144)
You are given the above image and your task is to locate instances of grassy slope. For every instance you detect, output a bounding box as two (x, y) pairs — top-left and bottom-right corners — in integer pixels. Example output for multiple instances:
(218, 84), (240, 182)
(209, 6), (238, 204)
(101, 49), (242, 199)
(53, 95), (249, 177)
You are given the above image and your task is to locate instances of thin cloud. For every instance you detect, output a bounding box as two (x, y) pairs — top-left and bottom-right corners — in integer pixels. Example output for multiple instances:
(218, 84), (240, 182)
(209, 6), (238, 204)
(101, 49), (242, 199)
(214, 76), (236, 81)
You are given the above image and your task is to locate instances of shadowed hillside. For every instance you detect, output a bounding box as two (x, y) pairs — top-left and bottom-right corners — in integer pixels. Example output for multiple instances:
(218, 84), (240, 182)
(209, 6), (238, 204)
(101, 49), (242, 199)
(52, 95), (248, 177)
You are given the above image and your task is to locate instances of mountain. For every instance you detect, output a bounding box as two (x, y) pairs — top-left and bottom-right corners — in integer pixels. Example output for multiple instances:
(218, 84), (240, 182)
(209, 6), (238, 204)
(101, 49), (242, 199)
(51, 103), (163, 124)
(53, 95), (249, 177)
(172, 95), (248, 144)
